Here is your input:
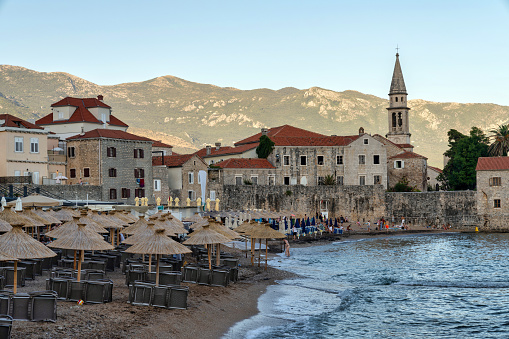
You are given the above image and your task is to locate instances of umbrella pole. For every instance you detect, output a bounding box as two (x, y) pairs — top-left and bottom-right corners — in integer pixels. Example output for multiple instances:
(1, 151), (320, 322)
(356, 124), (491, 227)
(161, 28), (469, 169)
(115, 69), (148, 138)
(245, 237), (248, 258)
(110, 229), (114, 246)
(73, 250), (77, 270)
(13, 261), (18, 294)
(77, 250), (84, 282)
(265, 239), (268, 271)
(155, 254), (160, 286)
(148, 254), (152, 272)
(250, 237), (255, 266)
(116, 229), (120, 247)
(216, 243), (221, 266)
(258, 238), (261, 267)
(207, 245), (212, 270)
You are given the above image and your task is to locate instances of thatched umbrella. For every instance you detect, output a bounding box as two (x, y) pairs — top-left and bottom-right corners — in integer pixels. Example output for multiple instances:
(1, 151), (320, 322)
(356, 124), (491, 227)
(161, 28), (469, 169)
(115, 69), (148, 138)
(183, 225), (231, 269)
(0, 222), (56, 293)
(122, 216), (149, 236)
(0, 208), (35, 227)
(119, 210), (138, 223)
(193, 219), (239, 266)
(235, 221), (261, 261)
(0, 218), (12, 232)
(52, 208), (75, 222)
(165, 214), (188, 234)
(48, 223), (113, 281)
(114, 211), (136, 224)
(126, 228), (191, 286)
(89, 211), (124, 246)
(32, 208), (62, 225)
(6, 193), (60, 207)
(123, 222), (166, 271)
(249, 223), (286, 270)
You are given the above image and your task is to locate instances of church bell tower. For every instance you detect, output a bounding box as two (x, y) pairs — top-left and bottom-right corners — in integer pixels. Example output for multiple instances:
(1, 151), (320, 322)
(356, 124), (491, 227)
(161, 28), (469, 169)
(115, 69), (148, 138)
(386, 53), (411, 145)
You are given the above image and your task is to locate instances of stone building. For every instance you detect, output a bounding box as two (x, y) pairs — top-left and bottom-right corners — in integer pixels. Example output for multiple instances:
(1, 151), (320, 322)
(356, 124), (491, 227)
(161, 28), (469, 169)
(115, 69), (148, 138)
(476, 157), (509, 229)
(194, 143), (257, 165)
(214, 158), (277, 186)
(152, 154), (208, 204)
(36, 96), (128, 140)
(427, 166), (442, 191)
(0, 114), (51, 184)
(66, 129), (153, 204)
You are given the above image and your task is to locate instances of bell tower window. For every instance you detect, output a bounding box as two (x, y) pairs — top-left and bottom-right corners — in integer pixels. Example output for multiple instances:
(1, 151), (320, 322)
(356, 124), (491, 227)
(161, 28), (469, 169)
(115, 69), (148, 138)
(398, 113), (403, 127)
(395, 97), (398, 102)
(392, 113), (397, 129)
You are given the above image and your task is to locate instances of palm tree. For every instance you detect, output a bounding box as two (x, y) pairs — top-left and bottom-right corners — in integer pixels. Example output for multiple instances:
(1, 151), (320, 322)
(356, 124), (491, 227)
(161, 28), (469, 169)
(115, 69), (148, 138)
(488, 124), (509, 156)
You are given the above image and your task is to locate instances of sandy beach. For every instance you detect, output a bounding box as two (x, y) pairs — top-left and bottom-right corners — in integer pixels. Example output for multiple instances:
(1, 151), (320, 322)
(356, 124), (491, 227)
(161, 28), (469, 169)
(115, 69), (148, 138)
(11, 226), (455, 338)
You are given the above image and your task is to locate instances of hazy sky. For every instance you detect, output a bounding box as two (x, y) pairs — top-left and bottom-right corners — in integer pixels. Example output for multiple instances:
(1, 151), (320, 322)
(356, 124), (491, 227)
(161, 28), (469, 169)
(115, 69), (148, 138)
(1, 0), (508, 105)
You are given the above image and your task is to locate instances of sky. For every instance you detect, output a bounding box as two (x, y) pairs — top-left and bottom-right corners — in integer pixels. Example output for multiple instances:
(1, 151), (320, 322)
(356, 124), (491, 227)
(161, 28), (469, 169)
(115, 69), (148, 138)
(1, 0), (508, 105)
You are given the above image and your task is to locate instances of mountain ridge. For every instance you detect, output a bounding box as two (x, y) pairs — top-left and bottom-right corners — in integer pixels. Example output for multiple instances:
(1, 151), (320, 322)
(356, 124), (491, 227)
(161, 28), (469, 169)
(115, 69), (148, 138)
(1, 64), (508, 167)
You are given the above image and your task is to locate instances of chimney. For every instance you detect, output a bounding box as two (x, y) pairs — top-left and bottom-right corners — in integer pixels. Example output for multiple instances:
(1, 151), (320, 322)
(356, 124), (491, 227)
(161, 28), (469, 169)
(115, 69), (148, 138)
(359, 127), (365, 135)
(80, 126), (85, 135)
(261, 128), (268, 136)
(206, 145), (211, 155)
(97, 95), (104, 101)
(215, 142), (221, 150)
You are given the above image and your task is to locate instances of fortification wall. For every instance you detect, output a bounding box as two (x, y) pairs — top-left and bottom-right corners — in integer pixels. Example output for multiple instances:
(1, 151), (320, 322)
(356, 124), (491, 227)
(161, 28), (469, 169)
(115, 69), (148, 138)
(39, 185), (103, 201)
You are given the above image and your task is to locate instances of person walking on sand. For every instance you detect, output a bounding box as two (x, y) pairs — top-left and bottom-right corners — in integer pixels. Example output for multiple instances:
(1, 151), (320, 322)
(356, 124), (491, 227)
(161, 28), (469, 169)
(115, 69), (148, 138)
(284, 239), (290, 257)
(292, 225), (297, 240)
(367, 221), (371, 232)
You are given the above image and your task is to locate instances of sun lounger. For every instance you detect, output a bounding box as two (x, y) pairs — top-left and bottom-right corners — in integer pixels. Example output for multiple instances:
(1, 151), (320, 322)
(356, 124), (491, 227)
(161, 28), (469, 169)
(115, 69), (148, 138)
(167, 286), (189, 310)
(30, 291), (57, 322)
(0, 315), (12, 339)
(197, 268), (211, 285)
(11, 293), (30, 321)
(182, 266), (199, 283)
(210, 270), (229, 287)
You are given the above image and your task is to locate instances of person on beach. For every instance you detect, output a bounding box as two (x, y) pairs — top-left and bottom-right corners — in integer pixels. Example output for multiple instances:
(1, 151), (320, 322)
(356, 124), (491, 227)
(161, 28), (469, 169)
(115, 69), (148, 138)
(284, 239), (290, 257)
(385, 223), (389, 232)
(292, 225), (297, 240)
(366, 221), (370, 232)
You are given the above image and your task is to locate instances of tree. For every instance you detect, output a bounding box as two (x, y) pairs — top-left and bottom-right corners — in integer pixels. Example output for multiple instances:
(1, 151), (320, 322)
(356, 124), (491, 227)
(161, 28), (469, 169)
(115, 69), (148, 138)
(323, 175), (336, 185)
(389, 177), (417, 192)
(488, 124), (509, 156)
(256, 135), (275, 158)
(437, 127), (489, 190)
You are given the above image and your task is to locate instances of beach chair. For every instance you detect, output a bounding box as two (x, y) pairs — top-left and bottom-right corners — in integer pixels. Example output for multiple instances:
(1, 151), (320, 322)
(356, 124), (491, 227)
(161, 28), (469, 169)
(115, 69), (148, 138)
(4, 267), (26, 287)
(228, 267), (238, 282)
(11, 293), (30, 321)
(84, 280), (112, 304)
(131, 283), (152, 306)
(145, 272), (156, 284)
(67, 281), (86, 302)
(0, 315), (12, 339)
(126, 270), (145, 286)
(0, 292), (12, 315)
(30, 291), (57, 322)
(167, 286), (189, 309)
(159, 272), (181, 286)
(86, 270), (106, 281)
(0, 276), (5, 290)
(30, 259), (43, 276)
(197, 268), (211, 285)
(210, 269), (229, 287)
(150, 286), (169, 308)
(223, 258), (238, 268)
(182, 266), (199, 283)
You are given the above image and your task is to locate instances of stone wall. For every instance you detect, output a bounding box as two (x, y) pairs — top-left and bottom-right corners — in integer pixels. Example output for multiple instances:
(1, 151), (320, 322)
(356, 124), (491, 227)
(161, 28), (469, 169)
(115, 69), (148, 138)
(38, 184), (102, 201)
(221, 184), (386, 221)
(385, 191), (479, 229)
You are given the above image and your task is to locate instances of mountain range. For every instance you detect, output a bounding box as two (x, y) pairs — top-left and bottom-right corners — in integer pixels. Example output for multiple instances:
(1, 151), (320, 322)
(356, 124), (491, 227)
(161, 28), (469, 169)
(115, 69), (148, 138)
(1, 64), (508, 168)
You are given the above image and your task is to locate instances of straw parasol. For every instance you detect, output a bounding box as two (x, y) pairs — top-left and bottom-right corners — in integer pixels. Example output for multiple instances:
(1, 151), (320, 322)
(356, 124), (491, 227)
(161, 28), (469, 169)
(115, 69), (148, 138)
(122, 221), (165, 271)
(32, 208), (62, 225)
(165, 214), (188, 234)
(0, 219), (12, 232)
(126, 228), (191, 285)
(122, 216), (150, 235)
(89, 211), (124, 246)
(249, 223), (286, 270)
(192, 218), (239, 265)
(0, 208), (36, 227)
(48, 223), (114, 281)
(52, 208), (75, 222)
(0, 222), (56, 293)
(183, 225), (231, 269)
(119, 210), (138, 223)
(6, 193), (60, 207)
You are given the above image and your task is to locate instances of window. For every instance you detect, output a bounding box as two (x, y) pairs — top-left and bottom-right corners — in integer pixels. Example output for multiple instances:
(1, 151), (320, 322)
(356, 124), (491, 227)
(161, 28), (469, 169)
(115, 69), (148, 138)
(30, 138), (39, 153)
(107, 147), (117, 157)
(134, 168), (145, 178)
(68, 147), (75, 158)
(198, 173), (201, 184)
(154, 179), (161, 191)
(101, 113), (108, 123)
(188, 172), (194, 184)
(317, 156), (324, 166)
(235, 176), (242, 185)
(318, 177), (324, 185)
(300, 156), (307, 166)
(58, 111), (64, 120)
(394, 160), (404, 169)
(373, 155), (380, 165)
(251, 176), (258, 185)
(268, 175), (275, 186)
(363, 139), (369, 145)
(135, 189), (144, 198)
(210, 190), (216, 200)
(359, 155), (365, 165)
(490, 177), (502, 187)
(32, 172), (39, 185)
(70, 169), (76, 178)
(337, 155), (343, 165)
(108, 168), (117, 177)
(494, 199), (501, 208)
(283, 155), (290, 166)
(14, 137), (23, 152)
(109, 189), (117, 200)
(121, 188), (130, 199)
(359, 176), (366, 186)
(83, 168), (90, 178)
(134, 149), (144, 158)
(14, 170), (21, 177)
(188, 190), (196, 200)
(395, 97), (398, 102)
(284, 176), (290, 185)
(337, 176), (344, 185)
(374, 175), (381, 185)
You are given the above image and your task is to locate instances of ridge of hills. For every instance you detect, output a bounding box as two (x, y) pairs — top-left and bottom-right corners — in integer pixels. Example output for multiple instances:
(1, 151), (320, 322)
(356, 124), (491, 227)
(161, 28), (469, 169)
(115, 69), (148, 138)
(1, 64), (508, 167)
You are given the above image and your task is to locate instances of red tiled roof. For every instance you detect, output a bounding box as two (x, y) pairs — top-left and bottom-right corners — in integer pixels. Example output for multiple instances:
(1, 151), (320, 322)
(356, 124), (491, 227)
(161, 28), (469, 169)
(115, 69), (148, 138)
(51, 97), (111, 109)
(428, 166), (443, 173)
(270, 135), (360, 147)
(152, 140), (173, 148)
(476, 157), (509, 171)
(372, 134), (414, 151)
(108, 115), (129, 127)
(67, 105), (101, 123)
(396, 143), (414, 149)
(66, 129), (153, 142)
(152, 154), (195, 167)
(0, 114), (44, 130)
(389, 151), (427, 160)
(195, 143), (257, 158)
(235, 125), (326, 146)
(215, 158), (275, 169)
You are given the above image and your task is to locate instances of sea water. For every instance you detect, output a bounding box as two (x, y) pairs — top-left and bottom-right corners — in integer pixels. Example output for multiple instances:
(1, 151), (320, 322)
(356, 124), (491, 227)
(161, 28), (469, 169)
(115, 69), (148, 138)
(223, 233), (509, 338)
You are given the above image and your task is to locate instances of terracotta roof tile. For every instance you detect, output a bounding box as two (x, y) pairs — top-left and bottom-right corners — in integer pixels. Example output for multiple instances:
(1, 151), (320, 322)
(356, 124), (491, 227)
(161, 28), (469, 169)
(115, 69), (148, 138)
(108, 115), (129, 127)
(235, 125), (326, 146)
(152, 154), (195, 167)
(66, 129), (153, 142)
(51, 97), (111, 109)
(396, 143), (414, 149)
(195, 143), (257, 158)
(270, 135), (360, 147)
(215, 158), (275, 169)
(476, 157), (509, 171)
(0, 114), (44, 130)
(388, 151), (427, 160)
(152, 140), (173, 148)
(428, 166), (443, 173)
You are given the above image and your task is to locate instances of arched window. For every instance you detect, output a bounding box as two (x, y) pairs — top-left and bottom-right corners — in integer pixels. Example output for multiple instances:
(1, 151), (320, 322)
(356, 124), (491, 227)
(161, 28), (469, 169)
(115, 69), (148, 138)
(392, 113), (397, 128)
(398, 112), (403, 127)
(395, 97), (398, 102)
(401, 96), (404, 102)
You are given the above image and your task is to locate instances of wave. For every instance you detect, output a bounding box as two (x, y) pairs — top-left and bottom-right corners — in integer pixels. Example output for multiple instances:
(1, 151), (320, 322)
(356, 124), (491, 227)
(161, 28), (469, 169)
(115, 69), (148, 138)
(394, 280), (509, 288)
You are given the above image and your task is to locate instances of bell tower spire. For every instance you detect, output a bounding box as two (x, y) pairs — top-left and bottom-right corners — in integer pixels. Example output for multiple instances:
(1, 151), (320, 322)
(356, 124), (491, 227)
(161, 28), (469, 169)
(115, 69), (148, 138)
(386, 52), (411, 145)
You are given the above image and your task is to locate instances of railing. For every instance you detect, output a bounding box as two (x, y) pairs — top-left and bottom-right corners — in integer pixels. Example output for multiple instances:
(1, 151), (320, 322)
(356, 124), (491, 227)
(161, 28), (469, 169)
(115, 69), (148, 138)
(0, 176), (32, 184)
